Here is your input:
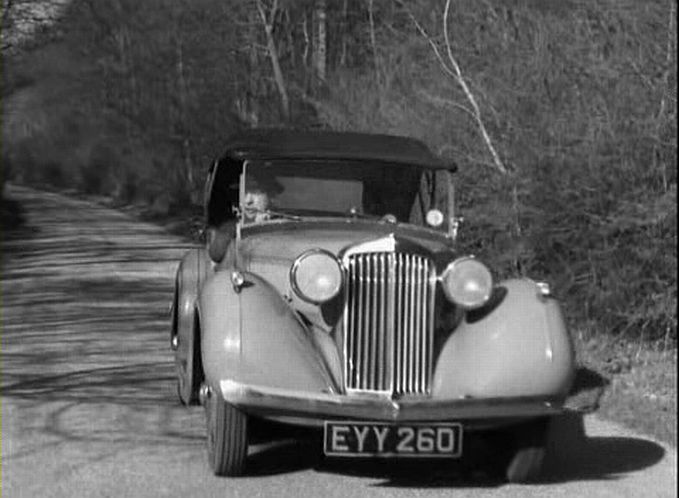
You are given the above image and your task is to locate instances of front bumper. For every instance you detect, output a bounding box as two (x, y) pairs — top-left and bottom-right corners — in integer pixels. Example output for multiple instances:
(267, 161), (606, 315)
(218, 380), (565, 426)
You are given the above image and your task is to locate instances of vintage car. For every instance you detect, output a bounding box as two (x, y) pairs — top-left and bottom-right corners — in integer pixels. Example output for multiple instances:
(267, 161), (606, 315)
(170, 129), (575, 481)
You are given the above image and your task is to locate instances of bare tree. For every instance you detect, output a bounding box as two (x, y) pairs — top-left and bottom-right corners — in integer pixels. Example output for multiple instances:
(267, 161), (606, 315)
(340, 0), (348, 66)
(255, 0), (290, 120)
(301, 11), (310, 67)
(173, 22), (194, 192)
(400, 0), (507, 175)
(2, 0), (15, 28)
(367, 0), (380, 85)
(314, 0), (327, 83)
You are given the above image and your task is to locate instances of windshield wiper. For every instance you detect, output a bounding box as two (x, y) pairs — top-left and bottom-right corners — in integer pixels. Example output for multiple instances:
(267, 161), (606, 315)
(346, 208), (398, 224)
(242, 207), (302, 221)
(265, 209), (302, 221)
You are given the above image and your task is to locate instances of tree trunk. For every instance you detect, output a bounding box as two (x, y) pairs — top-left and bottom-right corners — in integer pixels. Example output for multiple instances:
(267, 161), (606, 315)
(302, 13), (310, 68)
(256, 0), (290, 121)
(2, 0), (14, 30)
(340, 0), (348, 66)
(284, 7), (295, 67)
(175, 30), (195, 192)
(367, 0), (379, 85)
(264, 22), (290, 120)
(247, 5), (260, 124)
(114, 25), (135, 142)
(314, 0), (327, 83)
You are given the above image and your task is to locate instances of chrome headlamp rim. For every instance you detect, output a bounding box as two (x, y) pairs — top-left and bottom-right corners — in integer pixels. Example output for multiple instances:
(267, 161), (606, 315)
(440, 256), (493, 310)
(290, 248), (344, 304)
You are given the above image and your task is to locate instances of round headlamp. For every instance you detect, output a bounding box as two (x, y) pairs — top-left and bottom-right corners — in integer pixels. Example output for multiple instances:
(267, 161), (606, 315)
(290, 249), (343, 304)
(441, 257), (493, 309)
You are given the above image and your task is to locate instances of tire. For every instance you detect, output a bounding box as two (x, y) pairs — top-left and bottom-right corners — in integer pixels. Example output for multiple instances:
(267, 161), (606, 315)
(504, 417), (551, 483)
(205, 386), (249, 476)
(176, 313), (202, 406)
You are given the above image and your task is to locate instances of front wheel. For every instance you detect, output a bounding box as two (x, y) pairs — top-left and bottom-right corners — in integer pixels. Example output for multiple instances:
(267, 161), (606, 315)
(176, 313), (202, 406)
(205, 386), (249, 476)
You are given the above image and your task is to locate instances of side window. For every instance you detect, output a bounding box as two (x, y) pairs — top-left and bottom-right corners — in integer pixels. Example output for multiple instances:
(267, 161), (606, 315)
(206, 158), (242, 227)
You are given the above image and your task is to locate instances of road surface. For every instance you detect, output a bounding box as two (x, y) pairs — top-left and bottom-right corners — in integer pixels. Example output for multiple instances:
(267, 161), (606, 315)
(2, 185), (676, 497)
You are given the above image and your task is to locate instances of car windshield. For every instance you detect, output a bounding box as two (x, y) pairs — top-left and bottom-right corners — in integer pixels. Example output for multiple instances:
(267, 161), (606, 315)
(241, 159), (452, 232)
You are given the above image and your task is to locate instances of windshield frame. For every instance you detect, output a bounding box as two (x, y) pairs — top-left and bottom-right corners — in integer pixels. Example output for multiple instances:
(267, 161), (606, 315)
(237, 159), (456, 239)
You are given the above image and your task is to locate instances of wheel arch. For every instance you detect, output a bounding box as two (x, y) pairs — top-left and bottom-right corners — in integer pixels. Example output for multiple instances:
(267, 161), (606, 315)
(193, 304), (206, 386)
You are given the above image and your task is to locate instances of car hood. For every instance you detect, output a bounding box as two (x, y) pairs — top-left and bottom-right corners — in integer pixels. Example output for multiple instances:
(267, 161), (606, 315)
(238, 220), (451, 266)
(236, 221), (452, 299)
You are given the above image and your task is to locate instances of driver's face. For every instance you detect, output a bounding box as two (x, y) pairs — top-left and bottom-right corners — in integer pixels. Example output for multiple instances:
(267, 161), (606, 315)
(243, 189), (270, 222)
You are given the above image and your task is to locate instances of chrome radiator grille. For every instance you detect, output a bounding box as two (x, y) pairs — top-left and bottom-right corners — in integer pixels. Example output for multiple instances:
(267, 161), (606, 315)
(343, 252), (435, 395)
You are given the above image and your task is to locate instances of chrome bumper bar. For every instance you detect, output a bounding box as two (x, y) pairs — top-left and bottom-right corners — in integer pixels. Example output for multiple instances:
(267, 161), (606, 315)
(219, 380), (564, 422)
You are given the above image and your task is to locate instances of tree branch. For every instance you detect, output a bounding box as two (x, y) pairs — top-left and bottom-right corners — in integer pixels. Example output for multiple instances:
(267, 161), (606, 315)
(254, 0), (290, 120)
(367, 0), (380, 85)
(398, 0), (508, 175)
(415, 89), (476, 120)
(398, 4), (458, 81)
(255, 0), (268, 26)
(442, 0), (507, 174)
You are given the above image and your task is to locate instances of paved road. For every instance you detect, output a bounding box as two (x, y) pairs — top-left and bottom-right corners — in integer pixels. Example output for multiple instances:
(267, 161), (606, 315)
(2, 185), (676, 497)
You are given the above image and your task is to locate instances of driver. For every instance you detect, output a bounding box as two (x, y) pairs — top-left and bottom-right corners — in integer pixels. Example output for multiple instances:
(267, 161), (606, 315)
(243, 176), (272, 223)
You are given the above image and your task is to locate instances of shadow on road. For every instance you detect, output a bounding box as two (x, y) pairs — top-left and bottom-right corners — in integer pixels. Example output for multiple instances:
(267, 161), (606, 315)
(241, 413), (666, 487)
(1, 273), (179, 406)
(541, 412), (666, 483)
(2, 362), (176, 405)
(1, 194), (26, 234)
(2, 186), (204, 456)
(245, 438), (325, 477)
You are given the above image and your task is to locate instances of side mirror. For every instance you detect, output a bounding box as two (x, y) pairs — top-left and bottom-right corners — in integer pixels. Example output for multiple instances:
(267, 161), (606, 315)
(450, 216), (464, 240)
(231, 204), (242, 219)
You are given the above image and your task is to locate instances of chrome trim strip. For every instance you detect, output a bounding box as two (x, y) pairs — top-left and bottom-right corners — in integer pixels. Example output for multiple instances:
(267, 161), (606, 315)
(427, 264), (436, 391)
(357, 256), (365, 389)
(378, 254), (386, 390)
(394, 254), (402, 393)
(370, 254), (378, 388)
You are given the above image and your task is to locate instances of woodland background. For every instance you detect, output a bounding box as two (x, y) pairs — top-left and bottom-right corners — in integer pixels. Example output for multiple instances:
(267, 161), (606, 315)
(2, 0), (677, 347)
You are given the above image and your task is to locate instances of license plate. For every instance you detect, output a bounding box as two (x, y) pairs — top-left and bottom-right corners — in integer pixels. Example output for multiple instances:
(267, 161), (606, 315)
(323, 421), (463, 458)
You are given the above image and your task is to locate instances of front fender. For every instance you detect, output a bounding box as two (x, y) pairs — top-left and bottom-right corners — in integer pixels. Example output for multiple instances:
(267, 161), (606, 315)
(432, 279), (575, 400)
(199, 271), (338, 396)
(174, 248), (212, 357)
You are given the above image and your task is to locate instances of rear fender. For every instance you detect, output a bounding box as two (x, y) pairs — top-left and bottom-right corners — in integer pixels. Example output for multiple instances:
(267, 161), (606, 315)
(432, 279), (575, 399)
(199, 271), (338, 395)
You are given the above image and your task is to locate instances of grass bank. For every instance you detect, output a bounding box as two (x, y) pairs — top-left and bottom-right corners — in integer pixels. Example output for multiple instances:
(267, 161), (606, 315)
(573, 331), (677, 446)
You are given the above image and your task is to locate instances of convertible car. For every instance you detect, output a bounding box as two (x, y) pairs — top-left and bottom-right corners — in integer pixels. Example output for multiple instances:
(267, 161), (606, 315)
(170, 129), (575, 481)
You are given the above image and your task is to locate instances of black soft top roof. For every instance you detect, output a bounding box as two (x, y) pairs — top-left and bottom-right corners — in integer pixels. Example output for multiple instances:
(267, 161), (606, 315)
(222, 129), (448, 169)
